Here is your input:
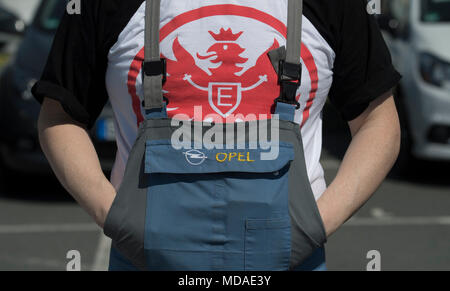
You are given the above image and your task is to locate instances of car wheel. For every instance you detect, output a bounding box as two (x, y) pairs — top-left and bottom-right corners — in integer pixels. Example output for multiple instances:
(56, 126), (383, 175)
(0, 158), (9, 192)
(0, 144), (15, 192)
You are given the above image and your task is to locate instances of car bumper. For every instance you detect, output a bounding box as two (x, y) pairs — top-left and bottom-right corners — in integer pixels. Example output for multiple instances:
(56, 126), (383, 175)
(405, 79), (450, 161)
(0, 143), (50, 173)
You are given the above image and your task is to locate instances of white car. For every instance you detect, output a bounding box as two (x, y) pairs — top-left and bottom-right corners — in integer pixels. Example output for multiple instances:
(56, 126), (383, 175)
(379, 0), (450, 168)
(0, 0), (40, 24)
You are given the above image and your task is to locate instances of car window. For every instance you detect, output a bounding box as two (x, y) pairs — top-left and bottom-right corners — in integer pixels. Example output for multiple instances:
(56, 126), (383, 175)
(34, 0), (66, 32)
(421, 0), (450, 22)
(385, 0), (411, 38)
(390, 0), (411, 26)
(0, 6), (14, 22)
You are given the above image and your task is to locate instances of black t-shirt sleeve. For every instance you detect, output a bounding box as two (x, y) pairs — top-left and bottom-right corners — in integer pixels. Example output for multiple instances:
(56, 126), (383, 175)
(31, 0), (108, 129)
(328, 0), (402, 121)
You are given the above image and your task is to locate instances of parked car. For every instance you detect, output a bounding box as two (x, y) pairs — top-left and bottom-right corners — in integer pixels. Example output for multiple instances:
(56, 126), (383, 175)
(0, 0), (116, 175)
(0, 0), (40, 25)
(378, 0), (450, 170)
(0, 6), (25, 55)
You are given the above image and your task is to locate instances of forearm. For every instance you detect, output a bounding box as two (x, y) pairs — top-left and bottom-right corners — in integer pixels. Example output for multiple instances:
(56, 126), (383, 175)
(317, 95), (401, 237)
(38, 98), (115, 227)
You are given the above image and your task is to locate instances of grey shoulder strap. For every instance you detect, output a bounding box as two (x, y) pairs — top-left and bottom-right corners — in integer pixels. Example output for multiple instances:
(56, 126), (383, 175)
(286, 0), (303, 65)
(267, 0), (303, 108)
(143, 0), (164, 110)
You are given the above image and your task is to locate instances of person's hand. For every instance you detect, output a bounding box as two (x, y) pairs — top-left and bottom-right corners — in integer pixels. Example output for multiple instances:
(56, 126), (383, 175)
(317, 193), (334, 238)
(94, 186), (116, 229)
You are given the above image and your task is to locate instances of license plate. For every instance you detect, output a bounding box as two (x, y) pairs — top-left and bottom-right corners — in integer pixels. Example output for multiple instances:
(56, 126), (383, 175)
(0, 53), (10, 69)
(96, 118), (115, 142)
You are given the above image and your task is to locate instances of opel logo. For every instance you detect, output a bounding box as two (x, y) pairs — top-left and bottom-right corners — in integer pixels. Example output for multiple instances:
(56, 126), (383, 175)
(183, 150), (207, 166)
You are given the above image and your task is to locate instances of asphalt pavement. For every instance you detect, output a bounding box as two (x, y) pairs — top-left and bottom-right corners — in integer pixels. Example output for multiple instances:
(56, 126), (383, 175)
(0, 105), (449, 271)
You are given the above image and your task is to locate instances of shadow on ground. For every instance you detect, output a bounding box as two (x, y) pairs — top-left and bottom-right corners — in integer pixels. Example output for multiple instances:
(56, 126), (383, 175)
(0, 167), (73, 202)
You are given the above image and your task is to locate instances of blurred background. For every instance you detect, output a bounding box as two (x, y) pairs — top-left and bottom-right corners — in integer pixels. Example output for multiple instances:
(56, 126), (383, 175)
(0, 0), (449, 271)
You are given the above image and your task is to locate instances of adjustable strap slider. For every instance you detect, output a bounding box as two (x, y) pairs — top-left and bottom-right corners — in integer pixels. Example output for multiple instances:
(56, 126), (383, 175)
(276, 60), (302, 109)
(278, 60), (302, 82)
(143, 58), (167, 83)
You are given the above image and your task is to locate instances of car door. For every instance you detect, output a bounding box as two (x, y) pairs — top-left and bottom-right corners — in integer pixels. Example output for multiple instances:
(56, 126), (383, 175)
(387, 0), (413, 74)
(0, 7), (25, 55)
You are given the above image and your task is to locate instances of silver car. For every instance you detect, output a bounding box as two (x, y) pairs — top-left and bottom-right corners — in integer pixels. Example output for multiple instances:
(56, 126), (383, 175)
(379, 0), (450, 169)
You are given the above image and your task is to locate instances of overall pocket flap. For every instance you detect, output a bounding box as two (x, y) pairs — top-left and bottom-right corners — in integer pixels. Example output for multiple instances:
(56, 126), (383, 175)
(144, 140), (294, 174)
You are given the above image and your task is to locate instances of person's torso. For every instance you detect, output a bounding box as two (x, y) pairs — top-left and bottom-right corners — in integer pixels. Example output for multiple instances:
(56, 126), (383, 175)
(104, 0), (336, 199)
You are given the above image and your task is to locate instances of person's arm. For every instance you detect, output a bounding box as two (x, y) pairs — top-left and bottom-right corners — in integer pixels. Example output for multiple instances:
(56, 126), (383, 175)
(38, 97), (115, 228)
(317, 91), (401, 237)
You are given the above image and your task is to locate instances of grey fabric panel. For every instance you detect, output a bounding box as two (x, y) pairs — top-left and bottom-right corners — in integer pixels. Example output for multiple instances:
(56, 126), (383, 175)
(268, 46), (286, 75)
(143, 0), (163, 110)
(280, 123), (327, 269)
(272, 2), (325, 268)
(286, 0), (303, 65)
(103, 125), (148, 270)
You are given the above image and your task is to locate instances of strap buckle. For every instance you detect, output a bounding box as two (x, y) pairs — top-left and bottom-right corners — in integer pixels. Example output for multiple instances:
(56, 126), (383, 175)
(141, 96), (169, 108)
(276, 60), (301, 109)
(143, 58), (167, 84)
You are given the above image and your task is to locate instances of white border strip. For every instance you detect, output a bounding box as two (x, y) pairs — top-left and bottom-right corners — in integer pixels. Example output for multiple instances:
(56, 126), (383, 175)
(91, 232), (111, 271)
(346, 216), (450, 226)
(0, 223), (98, 234)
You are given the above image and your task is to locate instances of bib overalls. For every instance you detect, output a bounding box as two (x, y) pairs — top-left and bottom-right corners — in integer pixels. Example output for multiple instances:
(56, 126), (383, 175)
(104, 0), (327, 271)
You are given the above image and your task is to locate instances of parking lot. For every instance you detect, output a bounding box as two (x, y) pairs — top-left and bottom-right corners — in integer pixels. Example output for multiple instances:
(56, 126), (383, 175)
(0, 106), (449, 271)
(325, 154), (450, 271)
